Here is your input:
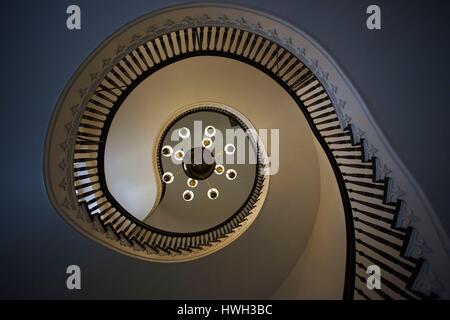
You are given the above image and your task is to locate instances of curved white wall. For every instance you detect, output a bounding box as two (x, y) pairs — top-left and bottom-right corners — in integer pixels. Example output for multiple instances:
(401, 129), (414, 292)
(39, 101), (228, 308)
(272, 139), (347, 299)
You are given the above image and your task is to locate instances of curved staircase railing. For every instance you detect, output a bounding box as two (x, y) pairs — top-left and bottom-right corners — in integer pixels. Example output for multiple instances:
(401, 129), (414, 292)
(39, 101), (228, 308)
(70, 24), (437, 299)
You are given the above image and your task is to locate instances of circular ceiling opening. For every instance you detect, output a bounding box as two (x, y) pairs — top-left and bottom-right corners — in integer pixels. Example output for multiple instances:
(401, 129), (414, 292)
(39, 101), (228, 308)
(142, 105), (265, 234)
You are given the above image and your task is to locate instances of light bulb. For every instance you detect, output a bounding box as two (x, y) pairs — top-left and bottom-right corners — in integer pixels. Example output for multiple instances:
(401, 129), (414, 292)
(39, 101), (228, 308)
(226, 169), (237, 180)
(162, 172), (174, 184)
(202, 138), (213, 148)
(224, 144), (235, 155)
(179, 127), (190, 139)
(215, 164), (224, 175)
(161, 145), (173, 157)
(207, 188), (219, 200)
(187, 178), (198, 188)
(174, 150), (185, 161)
(183, 190), (194, 201)
(204, 126), (216, 137)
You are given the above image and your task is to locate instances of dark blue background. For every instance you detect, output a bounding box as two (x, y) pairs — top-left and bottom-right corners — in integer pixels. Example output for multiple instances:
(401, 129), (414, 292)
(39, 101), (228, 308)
(0, 0), (449, 298)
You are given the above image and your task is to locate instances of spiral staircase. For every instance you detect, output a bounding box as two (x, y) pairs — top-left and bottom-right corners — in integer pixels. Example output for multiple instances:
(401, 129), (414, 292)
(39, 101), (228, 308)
(44, 4), (450, 300)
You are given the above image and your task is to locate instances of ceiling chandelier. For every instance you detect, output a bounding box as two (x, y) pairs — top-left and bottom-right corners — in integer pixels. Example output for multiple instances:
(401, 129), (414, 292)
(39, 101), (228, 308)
(160, 122), (240, 202)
